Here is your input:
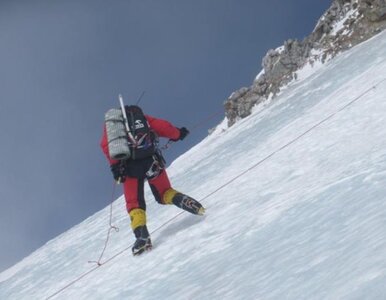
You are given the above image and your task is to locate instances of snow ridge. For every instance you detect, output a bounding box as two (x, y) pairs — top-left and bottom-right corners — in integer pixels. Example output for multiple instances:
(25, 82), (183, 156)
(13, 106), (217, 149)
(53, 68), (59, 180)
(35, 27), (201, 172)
(225, 0), (386, 127)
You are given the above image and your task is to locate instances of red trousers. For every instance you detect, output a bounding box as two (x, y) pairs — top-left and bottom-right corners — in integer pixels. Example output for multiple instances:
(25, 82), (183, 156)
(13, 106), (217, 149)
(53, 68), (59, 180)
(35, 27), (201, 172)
(123, 169), (172, 212)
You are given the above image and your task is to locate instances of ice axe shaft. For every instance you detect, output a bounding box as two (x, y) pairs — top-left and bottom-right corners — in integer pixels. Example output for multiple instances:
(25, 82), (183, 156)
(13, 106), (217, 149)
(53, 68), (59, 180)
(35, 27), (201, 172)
(119, 94), (136, 144)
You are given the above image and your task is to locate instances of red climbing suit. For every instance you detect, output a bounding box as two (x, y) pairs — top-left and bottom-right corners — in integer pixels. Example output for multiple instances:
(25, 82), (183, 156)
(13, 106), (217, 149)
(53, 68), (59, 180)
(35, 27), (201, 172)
(100, 115), (181, 212)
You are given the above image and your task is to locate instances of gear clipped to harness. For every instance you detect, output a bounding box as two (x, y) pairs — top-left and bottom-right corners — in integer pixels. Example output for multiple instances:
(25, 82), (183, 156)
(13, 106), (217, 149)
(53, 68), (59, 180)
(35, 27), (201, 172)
(125, 105), (158, 160)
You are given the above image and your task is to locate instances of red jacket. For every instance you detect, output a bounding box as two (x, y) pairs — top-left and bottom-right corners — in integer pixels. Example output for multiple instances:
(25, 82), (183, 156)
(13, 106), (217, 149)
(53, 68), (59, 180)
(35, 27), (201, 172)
(100, 115), (180, 164)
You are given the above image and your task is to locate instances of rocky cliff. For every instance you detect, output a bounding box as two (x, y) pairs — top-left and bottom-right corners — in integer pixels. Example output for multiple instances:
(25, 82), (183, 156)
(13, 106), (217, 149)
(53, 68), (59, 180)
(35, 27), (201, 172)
(225, 0), (386, 127)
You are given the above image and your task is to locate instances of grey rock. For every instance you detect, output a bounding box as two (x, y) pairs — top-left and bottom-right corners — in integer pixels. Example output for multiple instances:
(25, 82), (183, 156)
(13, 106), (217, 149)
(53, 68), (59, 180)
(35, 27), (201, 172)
(224, 0), (386, 127)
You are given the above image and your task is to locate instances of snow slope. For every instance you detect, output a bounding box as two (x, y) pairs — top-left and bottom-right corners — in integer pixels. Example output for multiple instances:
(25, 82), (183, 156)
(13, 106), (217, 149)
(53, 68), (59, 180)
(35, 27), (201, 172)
(2, 30), (386, 300)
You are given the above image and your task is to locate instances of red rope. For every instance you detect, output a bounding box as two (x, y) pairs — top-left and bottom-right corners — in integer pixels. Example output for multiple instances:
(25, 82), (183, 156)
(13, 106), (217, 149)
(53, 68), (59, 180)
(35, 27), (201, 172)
(88, 182), (119, 266)
(46, 78), (385, 299)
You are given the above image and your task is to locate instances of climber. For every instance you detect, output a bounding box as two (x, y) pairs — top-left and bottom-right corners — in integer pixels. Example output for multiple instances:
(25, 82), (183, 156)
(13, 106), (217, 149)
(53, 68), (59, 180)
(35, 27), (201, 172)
(101, 105), (205, 255)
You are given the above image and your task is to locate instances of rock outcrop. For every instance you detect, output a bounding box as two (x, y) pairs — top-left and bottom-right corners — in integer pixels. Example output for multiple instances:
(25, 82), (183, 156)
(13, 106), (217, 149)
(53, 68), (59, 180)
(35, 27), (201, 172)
(225, 0), (386, 127)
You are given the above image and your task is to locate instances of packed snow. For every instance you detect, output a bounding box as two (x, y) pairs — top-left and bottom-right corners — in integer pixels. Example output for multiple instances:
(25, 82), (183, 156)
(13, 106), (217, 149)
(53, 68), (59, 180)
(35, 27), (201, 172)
(1, 30), (386, 300)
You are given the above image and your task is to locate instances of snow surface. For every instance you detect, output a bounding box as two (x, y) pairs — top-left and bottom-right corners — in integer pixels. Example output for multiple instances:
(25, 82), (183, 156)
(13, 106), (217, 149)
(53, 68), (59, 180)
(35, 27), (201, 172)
(293, 49), (325, 83)
(2, 30), (386, 300)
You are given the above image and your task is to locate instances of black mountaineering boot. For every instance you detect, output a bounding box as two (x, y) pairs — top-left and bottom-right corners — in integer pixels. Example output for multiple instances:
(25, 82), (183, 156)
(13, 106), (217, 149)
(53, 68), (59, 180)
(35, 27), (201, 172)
(172, 193), (205, 216)
(132, 225), (152, 256)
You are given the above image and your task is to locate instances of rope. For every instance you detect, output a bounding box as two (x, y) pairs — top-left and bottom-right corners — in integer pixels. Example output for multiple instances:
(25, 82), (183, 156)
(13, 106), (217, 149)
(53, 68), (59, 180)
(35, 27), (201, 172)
(189, 109), (224, 131)
(160, 108), (224, 151)
(46, 78), (385, 299)
(88, 182), (119, 266)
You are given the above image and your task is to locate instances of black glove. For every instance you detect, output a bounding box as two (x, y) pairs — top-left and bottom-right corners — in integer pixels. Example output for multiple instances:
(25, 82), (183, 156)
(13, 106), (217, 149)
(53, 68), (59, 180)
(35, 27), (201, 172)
(110, 162), (126, 183)
(171, 127), (189, 141)
(179, 127), (189, 140)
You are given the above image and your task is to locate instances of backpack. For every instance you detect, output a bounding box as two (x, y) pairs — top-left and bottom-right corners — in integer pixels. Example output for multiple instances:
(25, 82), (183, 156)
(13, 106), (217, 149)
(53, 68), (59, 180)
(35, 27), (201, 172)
(104, 108), (131, 160)
(125, 105), (158, 160)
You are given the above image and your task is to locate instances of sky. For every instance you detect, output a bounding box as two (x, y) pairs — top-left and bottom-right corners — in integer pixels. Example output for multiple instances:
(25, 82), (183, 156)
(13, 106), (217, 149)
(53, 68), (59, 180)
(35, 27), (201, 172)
(0, 0), (332, 272)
